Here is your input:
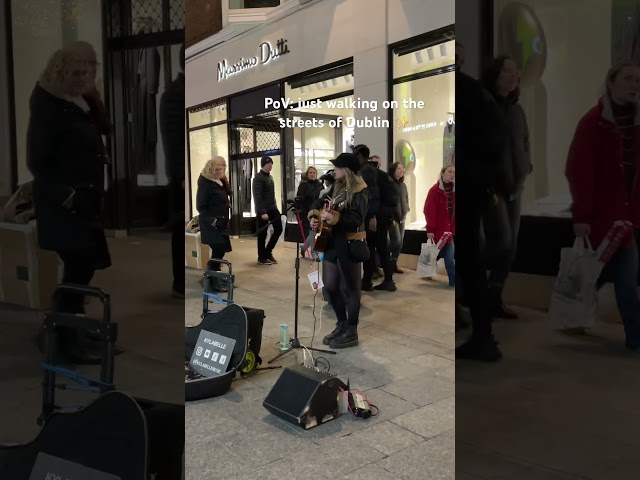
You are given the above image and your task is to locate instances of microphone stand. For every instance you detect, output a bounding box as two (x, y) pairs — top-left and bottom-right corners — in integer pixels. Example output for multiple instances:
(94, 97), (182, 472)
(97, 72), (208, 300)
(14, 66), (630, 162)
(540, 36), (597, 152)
(268, 204), (336, 364)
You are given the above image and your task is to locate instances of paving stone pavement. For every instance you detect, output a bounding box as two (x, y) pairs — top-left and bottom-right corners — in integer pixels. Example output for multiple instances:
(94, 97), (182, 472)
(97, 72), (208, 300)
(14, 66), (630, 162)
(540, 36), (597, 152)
(184, 238), (455, 480)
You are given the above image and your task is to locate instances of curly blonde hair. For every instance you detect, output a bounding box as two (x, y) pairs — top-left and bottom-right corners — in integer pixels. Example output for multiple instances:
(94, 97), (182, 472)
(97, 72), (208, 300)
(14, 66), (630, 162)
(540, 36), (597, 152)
(201, 156), (226, 177)
(39, 48), (88, 97)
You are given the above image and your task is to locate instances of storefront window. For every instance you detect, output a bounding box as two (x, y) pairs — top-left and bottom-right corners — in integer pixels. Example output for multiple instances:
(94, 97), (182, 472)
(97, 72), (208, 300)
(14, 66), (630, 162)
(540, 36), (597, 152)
(392, 35), (455, 231)
(188, 102), (227, 129)
(493, 0), (612, 213)
(393, 39), (456, 78)
(229, 0), (282, 8)
(188, 124), (229, 210)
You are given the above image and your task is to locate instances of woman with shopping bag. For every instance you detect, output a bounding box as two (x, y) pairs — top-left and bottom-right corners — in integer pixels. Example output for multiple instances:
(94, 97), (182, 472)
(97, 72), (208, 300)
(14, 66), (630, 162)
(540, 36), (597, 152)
(423, 165), (456, 286)
(565, 63), (640, 352)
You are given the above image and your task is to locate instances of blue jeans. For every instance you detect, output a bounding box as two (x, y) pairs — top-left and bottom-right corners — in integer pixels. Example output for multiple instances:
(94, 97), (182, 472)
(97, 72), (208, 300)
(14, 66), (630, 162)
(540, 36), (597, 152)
(438, 241), (455, 286)
(598, 231), (640, 349)
(388, 219), (406, 260)
(302, 230), (321, 261)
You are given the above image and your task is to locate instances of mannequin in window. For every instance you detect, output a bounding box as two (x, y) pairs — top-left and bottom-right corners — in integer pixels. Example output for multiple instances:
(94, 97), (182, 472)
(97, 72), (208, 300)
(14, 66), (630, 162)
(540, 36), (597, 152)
(443, 114), (455, 166)
(133, 17), (161, 174)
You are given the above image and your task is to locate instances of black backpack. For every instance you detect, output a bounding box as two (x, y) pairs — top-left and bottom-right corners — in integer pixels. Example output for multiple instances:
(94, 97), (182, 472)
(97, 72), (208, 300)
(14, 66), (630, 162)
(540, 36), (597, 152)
(378, 169), (399, 209)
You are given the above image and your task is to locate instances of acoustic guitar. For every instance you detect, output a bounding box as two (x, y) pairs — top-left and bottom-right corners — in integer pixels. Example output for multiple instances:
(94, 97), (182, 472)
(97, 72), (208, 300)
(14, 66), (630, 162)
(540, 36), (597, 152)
(312, 192), (345, 253)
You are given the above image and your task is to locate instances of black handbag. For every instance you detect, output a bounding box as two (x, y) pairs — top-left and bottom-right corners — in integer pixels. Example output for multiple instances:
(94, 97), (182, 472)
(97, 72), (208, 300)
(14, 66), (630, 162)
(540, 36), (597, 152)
(348, 238), (370, 262)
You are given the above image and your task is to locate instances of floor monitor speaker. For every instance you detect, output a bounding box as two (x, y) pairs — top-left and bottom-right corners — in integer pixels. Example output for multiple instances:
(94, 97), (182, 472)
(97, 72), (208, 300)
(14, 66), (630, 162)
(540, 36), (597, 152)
(263, 363), (344, 429)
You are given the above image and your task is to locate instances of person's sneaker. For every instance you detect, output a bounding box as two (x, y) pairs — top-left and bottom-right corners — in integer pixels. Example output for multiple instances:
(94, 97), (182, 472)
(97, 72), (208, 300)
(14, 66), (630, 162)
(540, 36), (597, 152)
(258, 258), (273, 265)
(268, 255), (278, 264)
(456, 338), (502, 362)
(374, 281), (397, 292)
(361, 281), (374, 292)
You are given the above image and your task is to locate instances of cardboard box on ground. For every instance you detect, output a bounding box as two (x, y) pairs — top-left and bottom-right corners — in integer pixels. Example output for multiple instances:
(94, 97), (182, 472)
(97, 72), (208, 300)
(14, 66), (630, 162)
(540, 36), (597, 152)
(0, 184), (59, 310)
(185, 216), (210, 270)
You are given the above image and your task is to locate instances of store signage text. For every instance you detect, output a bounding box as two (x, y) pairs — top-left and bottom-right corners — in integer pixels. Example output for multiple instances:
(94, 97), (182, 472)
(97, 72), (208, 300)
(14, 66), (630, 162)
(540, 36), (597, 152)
(217, 38), (290, 82)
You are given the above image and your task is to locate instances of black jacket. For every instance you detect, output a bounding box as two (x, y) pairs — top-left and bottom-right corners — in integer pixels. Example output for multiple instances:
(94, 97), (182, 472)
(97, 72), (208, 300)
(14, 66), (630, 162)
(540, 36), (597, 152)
(396, 178), (410, 220)
(252, 170), (278, 214)
(455, 70), (509, 201)
(296, 179), (323, 216)
(159, 72), (185, 185)
(28, 84), (108, 255)
(196, 175), (231, 247)
(309, 177), (369, 262)
(357, 161), (380, 218)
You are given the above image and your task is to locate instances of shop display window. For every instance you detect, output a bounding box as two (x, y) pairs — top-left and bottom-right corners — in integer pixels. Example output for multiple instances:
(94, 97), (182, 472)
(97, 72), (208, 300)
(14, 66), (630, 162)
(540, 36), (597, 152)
(493, 0), (614, 214)
(188, 101), (227, 129)
(392, 36), (455, 231)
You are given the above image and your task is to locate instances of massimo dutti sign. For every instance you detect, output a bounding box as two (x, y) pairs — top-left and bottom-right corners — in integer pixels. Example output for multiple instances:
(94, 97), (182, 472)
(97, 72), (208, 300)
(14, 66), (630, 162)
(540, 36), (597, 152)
(217, 38), (291, 82)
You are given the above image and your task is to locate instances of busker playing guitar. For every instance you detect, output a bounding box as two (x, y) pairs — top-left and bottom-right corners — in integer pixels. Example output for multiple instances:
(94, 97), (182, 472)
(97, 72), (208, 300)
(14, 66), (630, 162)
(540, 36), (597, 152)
(309, 153), (369, 348)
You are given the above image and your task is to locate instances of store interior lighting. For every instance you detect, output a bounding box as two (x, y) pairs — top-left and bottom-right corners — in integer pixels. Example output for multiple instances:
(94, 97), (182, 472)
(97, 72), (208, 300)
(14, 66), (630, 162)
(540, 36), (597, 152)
(427, 47), (435, 61)
(439, 43), (447, 58)
(415, 51), (424, 64)
(331, 78), (338, 86)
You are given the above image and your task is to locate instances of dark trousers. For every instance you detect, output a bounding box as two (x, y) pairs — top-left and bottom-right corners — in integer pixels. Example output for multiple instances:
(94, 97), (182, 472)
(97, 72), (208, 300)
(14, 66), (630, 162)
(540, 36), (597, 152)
(208, 245), (227, 271)
(257, 208), (282, 259)
(170, 182), (184, 292)
(363, 217), (393, 283)
(324, 259), (362, 325)
(56, 249), (97, 313)
(456, 194), (493, 340)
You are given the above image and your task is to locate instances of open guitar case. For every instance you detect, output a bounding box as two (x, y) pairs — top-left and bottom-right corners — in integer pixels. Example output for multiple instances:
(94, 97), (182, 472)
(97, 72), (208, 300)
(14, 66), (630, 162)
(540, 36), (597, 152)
(185, 260), (265, 401)
(0, 284), (184, 480)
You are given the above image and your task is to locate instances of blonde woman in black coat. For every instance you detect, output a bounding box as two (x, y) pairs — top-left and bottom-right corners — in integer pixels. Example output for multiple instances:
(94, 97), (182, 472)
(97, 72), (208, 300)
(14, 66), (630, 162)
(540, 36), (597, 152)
(28, 47), (110, 365)
(197, 157), (232, 292)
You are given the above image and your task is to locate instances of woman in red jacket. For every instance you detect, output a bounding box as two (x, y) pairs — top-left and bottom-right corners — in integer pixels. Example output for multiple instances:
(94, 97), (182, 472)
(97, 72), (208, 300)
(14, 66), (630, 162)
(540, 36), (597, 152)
(566, 63), (640, 352)
(424, 165), (456, 286)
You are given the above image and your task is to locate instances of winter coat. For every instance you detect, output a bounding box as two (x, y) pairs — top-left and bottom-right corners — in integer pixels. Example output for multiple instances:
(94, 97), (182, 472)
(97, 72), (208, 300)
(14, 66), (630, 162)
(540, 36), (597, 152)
(357, 161), (380, 219)
(28, 83), (110, 264)
(424, 179), (456, 246)
(455, 70), (510, 202)
(296, 179), (324, 217)
(252, 170), (278, 215)
(196, 175), (231, 249)
(566, 96), (640, 249)
(395, 177), (410, 220)
(495, 96), (532, 196)
(308, 176), (369, 263)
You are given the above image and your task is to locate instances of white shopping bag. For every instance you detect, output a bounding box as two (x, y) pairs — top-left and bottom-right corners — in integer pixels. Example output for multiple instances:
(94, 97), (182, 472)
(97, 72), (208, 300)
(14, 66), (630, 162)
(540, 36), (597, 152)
(549, 237), (604, 329)
(417, 240), (439, 279)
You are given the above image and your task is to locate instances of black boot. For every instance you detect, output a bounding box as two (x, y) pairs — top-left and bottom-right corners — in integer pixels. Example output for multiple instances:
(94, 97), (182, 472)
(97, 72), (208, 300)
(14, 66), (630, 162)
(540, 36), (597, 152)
(323, 321), (347, 345)
(329, 325), (359, 348)
(374, 280), (397, 292)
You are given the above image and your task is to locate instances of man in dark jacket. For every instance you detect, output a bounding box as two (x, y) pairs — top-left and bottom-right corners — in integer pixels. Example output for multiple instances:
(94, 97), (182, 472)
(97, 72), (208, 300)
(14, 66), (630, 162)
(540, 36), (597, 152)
(253, 156), (282, 264)
(355, 146), (397, 292)
(455, 41), (508, 361)
(159, 44), (185, 297)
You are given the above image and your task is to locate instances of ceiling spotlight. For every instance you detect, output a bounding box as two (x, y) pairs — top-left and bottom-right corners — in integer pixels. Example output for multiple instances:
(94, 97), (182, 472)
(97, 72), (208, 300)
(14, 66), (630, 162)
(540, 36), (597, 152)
(321, 81), (328, 88)
(331, 78), (338, 86)
(415, 51), (424, 64)
(439, 43), (447, 57)
(343, 75), (351, 83)
(300, 86), (306, 93)
(427, 48), (435, 61)
(316, 82), (323, 89)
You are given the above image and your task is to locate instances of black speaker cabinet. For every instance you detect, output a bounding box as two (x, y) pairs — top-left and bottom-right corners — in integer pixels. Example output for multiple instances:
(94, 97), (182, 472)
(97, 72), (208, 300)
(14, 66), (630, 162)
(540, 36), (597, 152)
(263, 363), (345, 430)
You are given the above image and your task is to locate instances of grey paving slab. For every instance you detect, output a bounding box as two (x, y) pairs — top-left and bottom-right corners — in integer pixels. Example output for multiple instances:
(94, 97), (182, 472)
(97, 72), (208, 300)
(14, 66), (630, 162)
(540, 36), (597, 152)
(379, 371), (454, 407)
(391, 396), (455, 440)
(349, 420), (425, 455)
(376, 430), (454, 480)
(343, 463), (404, 480)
